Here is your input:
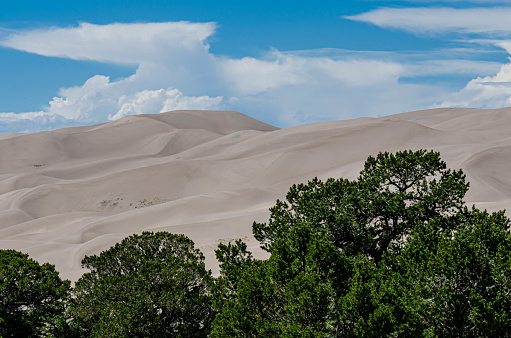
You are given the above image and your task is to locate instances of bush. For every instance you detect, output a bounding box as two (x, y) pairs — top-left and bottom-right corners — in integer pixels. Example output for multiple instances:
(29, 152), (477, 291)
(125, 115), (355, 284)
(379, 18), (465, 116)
(69, 232), (215, 337)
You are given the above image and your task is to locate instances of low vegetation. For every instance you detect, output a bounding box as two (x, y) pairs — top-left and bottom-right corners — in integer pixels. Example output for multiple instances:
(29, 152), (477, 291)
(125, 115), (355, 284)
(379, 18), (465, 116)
(134, 197), (175, 209)
(2, 150), (511, 337)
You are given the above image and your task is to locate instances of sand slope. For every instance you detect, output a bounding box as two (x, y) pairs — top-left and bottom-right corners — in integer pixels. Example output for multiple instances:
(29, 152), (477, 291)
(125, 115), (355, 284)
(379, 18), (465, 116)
(1, 108), (511, 281)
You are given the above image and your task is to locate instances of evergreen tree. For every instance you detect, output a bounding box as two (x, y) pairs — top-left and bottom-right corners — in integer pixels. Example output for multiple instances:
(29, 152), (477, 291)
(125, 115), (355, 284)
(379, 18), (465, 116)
(0, 249), (70, 337)
(69, 232), (214, 337)
(213, 149), (511, 336)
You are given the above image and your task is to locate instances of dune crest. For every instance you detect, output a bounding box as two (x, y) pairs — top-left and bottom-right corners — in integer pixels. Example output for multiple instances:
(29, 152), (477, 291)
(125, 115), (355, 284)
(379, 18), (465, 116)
(1, 108), (510, 281)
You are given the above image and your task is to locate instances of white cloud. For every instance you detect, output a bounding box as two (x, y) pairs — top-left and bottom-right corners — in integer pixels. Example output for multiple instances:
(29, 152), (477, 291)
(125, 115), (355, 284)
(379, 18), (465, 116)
(344, 6), (511, 110)
(0, 22), (216, 64)
(44, 75), (222, 122)
(220, 55), (306, 95)
(403, 59), (502, 77)
(341, 6), (511, 114)
(0, 112), (79, 134)
(495, 40), (511, 54)
(46, 75), (117, 121)
(220, 51), (404, 95)
(0, 22), (223, 132)
(1, 20), (511, 132)
(222, 52), (450, 126)
(345, 7), (511, 36)
(438, 59), (511, 108)
(311, 58), (404, 85)
(0, 74), (223, 132)
(113, 88), (223, 120)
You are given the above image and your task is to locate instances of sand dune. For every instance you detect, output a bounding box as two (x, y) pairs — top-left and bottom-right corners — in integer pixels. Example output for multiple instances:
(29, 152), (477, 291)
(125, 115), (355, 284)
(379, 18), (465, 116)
(1, 108), (511, 281)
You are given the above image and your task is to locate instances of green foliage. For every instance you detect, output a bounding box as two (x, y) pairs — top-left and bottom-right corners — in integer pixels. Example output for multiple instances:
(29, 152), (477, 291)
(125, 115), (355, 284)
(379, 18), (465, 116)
(69, 232), (214, 337)
(4, 149), (510, 336)
(254, 149), (468, 262)
(335, 256), (429, 337)
(400, 208), (511, 336)
(213, 239), (254, 305)
(215, 149), (511, 336)
(0, 249), (70, 337)
(212, 225), (351, 337)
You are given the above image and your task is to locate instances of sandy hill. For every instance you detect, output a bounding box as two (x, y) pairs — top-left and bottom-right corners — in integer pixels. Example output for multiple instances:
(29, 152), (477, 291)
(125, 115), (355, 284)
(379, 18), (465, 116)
(1, 108), (511, 281)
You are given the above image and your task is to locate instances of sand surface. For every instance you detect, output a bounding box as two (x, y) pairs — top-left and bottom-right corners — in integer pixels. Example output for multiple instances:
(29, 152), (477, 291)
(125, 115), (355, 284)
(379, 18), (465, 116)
(1, 108), (511, 281)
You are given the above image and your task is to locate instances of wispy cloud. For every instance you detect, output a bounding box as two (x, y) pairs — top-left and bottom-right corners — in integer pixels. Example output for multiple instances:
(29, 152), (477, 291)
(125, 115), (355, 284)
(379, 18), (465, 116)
(345, 5), (511, 110)
(345, 7), (511, 36)
(1, 22), (216, 63)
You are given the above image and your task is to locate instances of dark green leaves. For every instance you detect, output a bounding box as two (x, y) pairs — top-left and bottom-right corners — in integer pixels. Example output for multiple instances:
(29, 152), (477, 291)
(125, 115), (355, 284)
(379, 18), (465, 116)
(254, 150), (469, 262)
(217, 149), (511, 336)
(0, 249), (70, 337)
(69, 232), (215, 337)
(4, 149), (510, 336)
(402, 208), (511, 336)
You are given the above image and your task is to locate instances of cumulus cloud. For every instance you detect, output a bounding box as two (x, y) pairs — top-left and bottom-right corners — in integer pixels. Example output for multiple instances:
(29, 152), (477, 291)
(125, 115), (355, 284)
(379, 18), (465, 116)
(0, 112), (80, 134)
(0, 22), (224, 132)
(438, 59), (511, 108)
(0, 19), (511, 132)
(0, 73), (223, 132)
(113, 88), (223, 120)
(345, 7), (511, 36)
(42, 75), (223, 121)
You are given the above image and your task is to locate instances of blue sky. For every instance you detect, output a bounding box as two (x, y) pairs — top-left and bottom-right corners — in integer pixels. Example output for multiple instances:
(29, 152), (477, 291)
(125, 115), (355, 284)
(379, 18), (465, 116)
(1, 0), (511, 133)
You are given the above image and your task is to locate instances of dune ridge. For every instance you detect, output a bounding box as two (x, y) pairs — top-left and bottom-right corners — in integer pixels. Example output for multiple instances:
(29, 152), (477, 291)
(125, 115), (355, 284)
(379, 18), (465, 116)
(1, 108), (511, 281)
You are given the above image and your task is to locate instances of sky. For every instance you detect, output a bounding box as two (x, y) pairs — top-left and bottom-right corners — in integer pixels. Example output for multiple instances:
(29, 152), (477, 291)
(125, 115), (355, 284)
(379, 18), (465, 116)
(1, 0), (511, 133)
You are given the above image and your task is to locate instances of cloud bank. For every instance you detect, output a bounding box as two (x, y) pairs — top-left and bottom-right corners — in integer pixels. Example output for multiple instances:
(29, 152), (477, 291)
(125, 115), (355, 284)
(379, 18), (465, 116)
(0, 15), (511, 132)
(0, 22), (225, 132)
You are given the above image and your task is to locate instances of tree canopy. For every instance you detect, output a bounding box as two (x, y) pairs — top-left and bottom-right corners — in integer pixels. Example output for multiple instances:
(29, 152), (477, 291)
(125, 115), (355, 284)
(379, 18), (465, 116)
(0, 249), (70, 337)
(214, 149), (511, 336)
(3, 149), (511, 336)
(68, 232), (215, 337)
(253, 149), (469, 261)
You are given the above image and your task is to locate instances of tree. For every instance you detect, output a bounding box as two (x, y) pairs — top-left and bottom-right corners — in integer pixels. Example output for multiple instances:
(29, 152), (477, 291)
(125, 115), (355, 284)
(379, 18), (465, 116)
(0, 249), (70, 337)
(69, 232), (215, 337)
(253, 149), (469, 262)
(212, 227), (351, 337)
(214, 149), (511, 336)
(399, 208), (511, 336)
